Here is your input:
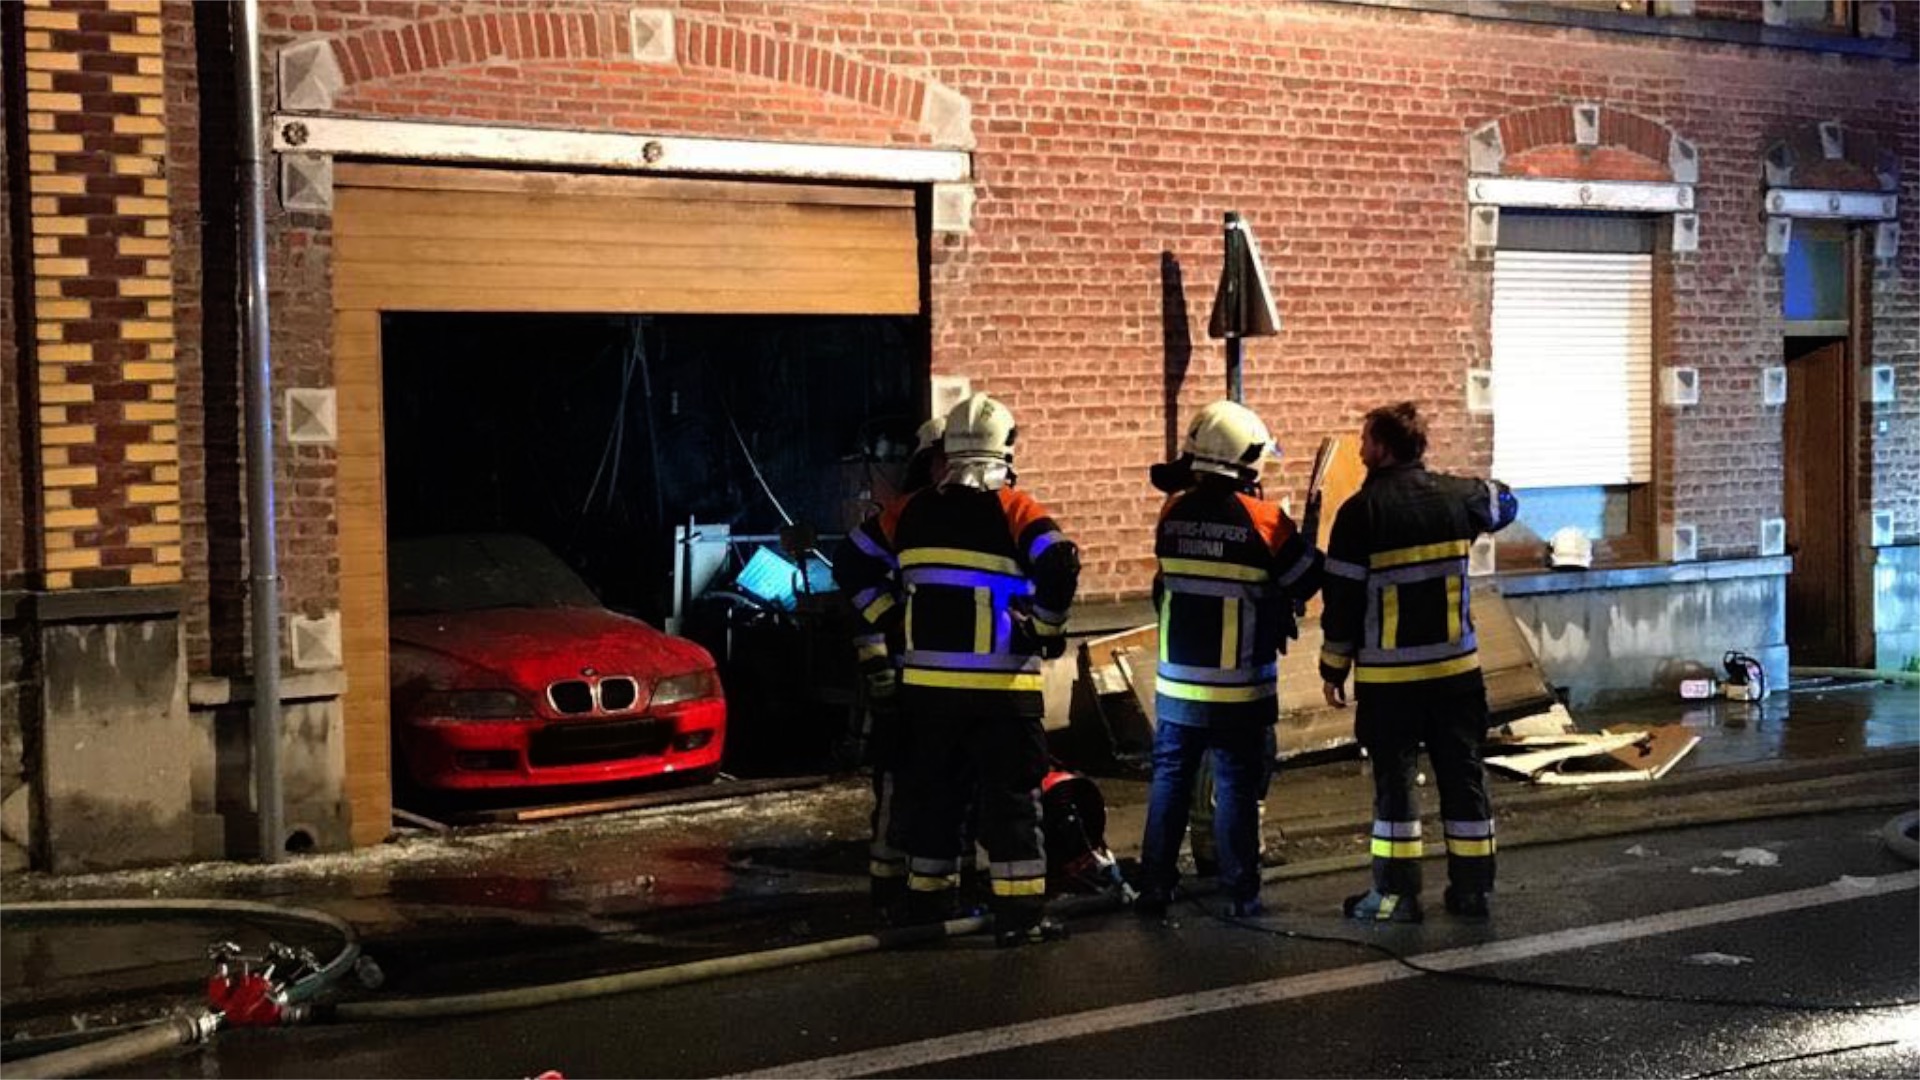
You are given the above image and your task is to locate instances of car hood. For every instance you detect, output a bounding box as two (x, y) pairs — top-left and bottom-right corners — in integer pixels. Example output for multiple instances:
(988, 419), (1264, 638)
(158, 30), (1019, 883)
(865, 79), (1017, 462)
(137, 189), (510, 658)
(391, 606), (714, 687)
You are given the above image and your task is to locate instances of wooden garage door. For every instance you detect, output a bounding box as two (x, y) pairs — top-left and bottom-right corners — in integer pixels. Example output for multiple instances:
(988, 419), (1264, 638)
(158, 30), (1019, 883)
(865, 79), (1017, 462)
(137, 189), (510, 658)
(334, 164), (922, 845)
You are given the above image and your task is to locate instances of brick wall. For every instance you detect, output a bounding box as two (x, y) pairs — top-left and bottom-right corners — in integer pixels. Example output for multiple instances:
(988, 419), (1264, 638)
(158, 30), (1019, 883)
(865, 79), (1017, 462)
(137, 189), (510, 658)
(19, 0), (180, 591)
(4, 4), (26, 589)
(151, 0), (1913, 651)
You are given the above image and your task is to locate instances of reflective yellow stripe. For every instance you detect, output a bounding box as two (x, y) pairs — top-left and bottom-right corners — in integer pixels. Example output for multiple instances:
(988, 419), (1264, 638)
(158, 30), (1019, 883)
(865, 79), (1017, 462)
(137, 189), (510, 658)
(1319, 648), (1352, 672)
(1158, 594), (1170, 664)
(1447, 837), (1495, 858)
(870, 860), (908, 878)
(900, 547), (1022, 575)
(1371, 838), (1424, 860)
(1159, 558), (1271, 583)
(1373, 540), (1470, 569)
(1220, 596), (1241, 669)
(1155, 679), (1276, 703)
(1033, 619), (1065, 637)
(1446, 574), (1462, 644)
(974, 588), (992, 653)
(909, 873), (959, 892)
(990, 877), (1049, 897)
(862, 594), (897, 623)
(903, 669), (1047, 692)
(1355, 654), (1482, 684)
(1381, 585), (1399, 650)
(856, 640), (890, 662)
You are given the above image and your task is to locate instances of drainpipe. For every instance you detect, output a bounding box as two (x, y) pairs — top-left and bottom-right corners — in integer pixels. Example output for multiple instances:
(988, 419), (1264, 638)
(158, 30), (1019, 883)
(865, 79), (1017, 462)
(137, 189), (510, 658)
(236, 0), (283, 862)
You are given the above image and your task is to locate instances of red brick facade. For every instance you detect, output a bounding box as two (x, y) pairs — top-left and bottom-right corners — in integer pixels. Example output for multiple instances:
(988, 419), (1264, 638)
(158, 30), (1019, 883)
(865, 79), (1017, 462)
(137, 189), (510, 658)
(107, 1), (1920, 666)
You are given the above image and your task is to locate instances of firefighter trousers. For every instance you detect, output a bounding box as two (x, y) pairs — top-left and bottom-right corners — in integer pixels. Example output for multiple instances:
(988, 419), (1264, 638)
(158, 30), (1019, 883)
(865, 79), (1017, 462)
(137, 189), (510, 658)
(1355, 685), (1496, 897)
(901, 697), (1051, 928)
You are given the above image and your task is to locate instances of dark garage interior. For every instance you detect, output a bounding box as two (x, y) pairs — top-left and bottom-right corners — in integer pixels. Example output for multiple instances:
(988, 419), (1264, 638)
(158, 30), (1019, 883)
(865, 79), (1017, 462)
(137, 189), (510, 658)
(381, 312), (928, 782)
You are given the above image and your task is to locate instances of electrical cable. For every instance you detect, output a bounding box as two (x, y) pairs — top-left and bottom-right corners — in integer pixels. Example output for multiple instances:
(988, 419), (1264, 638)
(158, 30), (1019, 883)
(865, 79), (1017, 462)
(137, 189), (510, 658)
(722, 403), (795, 528)
(1187, 891), (1920, 1015)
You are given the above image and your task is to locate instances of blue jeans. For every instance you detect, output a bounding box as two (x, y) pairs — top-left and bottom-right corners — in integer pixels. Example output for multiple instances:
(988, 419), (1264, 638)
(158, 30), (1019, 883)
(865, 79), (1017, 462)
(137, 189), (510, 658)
(1138, 718), (1271, 904)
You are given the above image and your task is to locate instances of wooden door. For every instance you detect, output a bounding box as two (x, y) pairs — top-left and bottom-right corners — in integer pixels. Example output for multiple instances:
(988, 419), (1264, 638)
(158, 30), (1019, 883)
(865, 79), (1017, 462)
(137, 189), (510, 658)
(1782, 338), (1852, 666)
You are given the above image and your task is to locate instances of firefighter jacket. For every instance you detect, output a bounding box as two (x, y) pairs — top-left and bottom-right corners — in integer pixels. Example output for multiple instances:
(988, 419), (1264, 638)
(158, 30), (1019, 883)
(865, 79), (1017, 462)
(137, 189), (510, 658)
(844, 483), (1080, 718)
(1317, 463), (1516, 700)
(838, 511), (907, 679)
(1154, 482), (1323, 726)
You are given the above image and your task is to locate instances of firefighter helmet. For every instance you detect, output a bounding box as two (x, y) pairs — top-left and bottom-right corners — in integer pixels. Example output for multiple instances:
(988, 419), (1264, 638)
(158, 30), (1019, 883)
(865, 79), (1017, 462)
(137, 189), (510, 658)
(914, 415), (947, 455)
(1183, 400), (1277, 481)
(1548, 526), (1593, 570)
(942, 394), (1017, 491)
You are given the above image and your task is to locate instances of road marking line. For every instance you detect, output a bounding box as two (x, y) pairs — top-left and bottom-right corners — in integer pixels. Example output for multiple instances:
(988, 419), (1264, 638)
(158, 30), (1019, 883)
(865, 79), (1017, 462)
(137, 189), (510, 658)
(728, 871), (1918, 1079)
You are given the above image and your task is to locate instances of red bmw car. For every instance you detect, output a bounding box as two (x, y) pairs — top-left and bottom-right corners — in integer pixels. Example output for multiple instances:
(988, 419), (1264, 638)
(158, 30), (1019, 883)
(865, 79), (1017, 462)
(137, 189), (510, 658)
(388, 534), (725, 792)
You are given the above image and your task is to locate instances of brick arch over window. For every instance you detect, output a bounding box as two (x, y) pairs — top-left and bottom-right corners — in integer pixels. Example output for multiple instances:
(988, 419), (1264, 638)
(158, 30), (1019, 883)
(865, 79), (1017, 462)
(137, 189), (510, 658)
(1764, 123), (1899, 193)
(311, 11), (964, 145)
(1469, 104), (1693, 184)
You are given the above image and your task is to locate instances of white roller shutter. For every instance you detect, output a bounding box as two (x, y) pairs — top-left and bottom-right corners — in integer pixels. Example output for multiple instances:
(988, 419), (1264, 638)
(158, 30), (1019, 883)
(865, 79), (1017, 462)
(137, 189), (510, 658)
(1491, 250), (1653, 488)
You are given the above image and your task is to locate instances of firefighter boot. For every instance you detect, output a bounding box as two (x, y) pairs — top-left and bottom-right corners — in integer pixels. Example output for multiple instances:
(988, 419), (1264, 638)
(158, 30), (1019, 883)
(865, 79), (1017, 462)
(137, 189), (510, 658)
(1343, 889), (1424, 924)
(904, 888), (964, 927)
(1443, 886), (1490, 920)
(871, 876), (909, 923)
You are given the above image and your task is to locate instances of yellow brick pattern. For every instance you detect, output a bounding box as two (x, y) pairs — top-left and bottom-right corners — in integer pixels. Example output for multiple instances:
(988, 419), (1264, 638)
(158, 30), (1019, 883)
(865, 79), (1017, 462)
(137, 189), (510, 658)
(25, 0), (178, 590)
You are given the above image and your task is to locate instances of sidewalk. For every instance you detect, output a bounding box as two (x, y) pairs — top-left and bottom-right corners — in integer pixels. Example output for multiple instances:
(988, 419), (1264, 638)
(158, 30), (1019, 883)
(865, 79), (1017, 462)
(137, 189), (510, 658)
(3, 683), (1914, 1029)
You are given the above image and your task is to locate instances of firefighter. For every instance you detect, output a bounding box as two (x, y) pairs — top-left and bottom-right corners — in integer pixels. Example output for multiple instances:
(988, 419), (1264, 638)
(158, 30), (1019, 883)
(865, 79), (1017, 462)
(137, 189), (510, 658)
(860, 393), (1081, 947)
(1318, 402), (1518, 922)
(1137, 401), (1323, 918)
(835, 417), (946, 916)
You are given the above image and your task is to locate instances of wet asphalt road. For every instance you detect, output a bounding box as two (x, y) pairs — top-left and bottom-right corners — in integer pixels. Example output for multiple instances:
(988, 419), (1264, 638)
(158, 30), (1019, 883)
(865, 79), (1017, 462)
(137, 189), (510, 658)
(110, 808), (1918, 1079)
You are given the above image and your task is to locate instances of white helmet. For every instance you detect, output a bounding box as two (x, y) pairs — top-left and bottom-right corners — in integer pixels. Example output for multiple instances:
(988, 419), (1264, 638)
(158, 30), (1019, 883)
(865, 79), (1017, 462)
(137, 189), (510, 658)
(1183, 400), (1277, 481)
(914, 415), (947, 455)
(1548, 526), (1592, 570)
(942, 393), (1016, 491)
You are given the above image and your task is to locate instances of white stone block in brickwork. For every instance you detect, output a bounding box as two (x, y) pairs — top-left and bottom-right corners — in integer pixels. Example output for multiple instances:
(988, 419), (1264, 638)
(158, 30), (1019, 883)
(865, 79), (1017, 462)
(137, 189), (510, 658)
(1466, 370), (1493, 414)
(1668, 136), (1699, 185)
(933, 182), (974, 234)
(278, 40), (344, 112)
(629, 10), (675, 64)
(922, 83), (975, 150)
(290, 613), (342, 672)
(1871, 512), (1895, 548)
(1573, 104), (1600, 147)
(1468, 122), (1504, 176)
(931, 376), (971, 421)
(1760, 518), (1786, 557)
(1663, 367), (1699, 407)
(1761, 0), (1788, 27)
(281, 155), (333, 214)
(1869, 365), (1896, 405)
(285, 388), (337, 445)
(1861, 1), (1897, 38)
(1875, 222), (1899, 262)
(1762, 366), (1787, 407)
(1819, 121), (1845, 161)
(1668, 524), (1698, 563)
(1766, 216), (1792, 257)
(1468, 205), (1498, 259)
(1671, 213), (1699, 254)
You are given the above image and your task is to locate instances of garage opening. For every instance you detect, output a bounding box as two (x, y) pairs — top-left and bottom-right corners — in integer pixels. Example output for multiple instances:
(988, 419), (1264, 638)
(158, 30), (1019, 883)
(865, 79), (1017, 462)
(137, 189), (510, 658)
(382, 311), (925, 799)
(334, 164), (929, 839)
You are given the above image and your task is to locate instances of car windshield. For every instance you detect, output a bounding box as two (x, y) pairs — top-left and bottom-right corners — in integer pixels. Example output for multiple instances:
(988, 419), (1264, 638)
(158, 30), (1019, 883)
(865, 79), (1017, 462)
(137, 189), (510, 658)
(389, 534), (600, 615)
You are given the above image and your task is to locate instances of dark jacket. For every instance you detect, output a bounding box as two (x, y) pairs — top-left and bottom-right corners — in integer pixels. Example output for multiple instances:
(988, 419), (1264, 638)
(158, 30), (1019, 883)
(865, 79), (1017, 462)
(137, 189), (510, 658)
(1317, 463), (1515, 701)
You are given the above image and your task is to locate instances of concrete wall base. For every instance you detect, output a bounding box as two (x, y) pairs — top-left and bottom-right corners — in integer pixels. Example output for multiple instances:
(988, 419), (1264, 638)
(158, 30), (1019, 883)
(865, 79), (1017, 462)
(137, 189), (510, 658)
(1501, 559), (1789, 708)
(188, 670), (351, 859)
(1873, 545), (1919, 670)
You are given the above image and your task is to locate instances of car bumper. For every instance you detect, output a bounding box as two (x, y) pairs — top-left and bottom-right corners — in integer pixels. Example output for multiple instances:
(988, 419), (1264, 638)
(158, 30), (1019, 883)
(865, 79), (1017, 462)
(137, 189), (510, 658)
(398, 699), (726, 791)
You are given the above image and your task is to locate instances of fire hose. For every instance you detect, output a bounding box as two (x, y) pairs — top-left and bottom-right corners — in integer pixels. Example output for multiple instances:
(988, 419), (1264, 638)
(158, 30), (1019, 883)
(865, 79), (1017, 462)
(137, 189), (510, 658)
(3, 899), (359, 1079)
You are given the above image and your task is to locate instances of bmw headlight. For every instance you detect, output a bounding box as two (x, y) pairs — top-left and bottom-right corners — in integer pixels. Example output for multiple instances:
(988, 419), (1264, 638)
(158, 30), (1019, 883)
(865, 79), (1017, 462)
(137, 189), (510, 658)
(415, 690), (531, 719)
(651, 669), (722, 708)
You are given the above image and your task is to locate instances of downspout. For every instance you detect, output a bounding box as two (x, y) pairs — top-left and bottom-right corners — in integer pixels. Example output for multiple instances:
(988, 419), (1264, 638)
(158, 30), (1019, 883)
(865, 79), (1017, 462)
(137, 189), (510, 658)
(236, 0), (283, 862)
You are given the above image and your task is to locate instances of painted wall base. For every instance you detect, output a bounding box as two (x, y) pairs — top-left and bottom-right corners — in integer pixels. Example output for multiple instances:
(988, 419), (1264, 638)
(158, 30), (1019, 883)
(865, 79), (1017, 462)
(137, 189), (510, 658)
(1500, 558), (1790, 708)
(1874, 544), (1920, 670)
(188, 671), (352, 859)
